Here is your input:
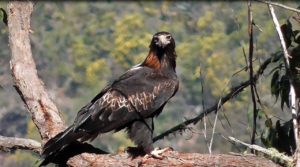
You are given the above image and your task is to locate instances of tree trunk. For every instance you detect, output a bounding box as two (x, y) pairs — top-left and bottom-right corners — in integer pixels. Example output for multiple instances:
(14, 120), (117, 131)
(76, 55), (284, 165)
(7, 1), (65, 143)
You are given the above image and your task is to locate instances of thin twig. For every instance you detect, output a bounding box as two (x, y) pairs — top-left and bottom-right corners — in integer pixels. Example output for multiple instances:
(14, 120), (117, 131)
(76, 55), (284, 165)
(208, 68), (240, 153)
(248, 1), (258, 149)
(253, 21), (263, 32)
(153, 52), (282, 142)
(0, 135), (41, 154)
(220, 108), (233, 132)
(200, 73), (210, 151)
(255, 0), (300, 14)
(208, 103), (219, 154)
(254, 85), (269, 119)
(242, 45), (249, 71)
(227, 136), (293, 166)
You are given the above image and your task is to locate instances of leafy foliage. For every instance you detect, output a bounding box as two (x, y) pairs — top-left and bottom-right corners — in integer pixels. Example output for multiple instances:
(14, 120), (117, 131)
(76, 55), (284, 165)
(265, 9), (300, 154)
(269, 12), (300, 109)
(261, 119), (295, 155)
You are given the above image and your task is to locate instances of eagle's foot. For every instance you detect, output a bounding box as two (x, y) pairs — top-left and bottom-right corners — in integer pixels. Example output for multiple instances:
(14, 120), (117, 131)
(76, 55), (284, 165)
(144, 147), (173, 159)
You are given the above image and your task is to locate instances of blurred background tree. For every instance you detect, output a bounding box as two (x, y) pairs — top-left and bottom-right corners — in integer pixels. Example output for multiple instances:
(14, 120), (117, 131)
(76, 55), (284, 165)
(0, 1), (298, 166)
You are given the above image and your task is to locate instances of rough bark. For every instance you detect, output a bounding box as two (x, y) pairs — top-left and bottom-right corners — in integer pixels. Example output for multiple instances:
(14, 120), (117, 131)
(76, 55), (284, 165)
(67, 151), (280, 167)
(0, 135), (41, 154)
(7, 1), (65, 143)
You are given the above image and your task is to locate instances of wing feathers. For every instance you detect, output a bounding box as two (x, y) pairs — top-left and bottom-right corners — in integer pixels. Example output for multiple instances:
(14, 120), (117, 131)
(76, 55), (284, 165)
(72, 67), (178, 136)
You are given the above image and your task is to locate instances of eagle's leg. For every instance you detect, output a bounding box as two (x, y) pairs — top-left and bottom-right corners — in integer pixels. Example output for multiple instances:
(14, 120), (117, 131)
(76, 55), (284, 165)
(128, 118), (154, 156)
(128, 118), (171, 159)
(127, 118), (173, 159)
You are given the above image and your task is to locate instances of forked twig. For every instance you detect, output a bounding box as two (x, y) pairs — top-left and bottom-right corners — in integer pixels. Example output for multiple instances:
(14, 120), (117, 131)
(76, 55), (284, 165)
(248, 1), (258, 148)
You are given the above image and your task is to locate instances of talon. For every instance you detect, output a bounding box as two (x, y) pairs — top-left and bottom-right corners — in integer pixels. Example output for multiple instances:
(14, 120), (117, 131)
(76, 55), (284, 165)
(144, 147), (173, 159)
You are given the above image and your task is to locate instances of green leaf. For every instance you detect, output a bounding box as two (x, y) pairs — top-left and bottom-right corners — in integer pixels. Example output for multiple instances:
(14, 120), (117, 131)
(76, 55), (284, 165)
(294, 30), (300, 44)
(265, 118), (272, 128)
(280, 75), (290, 109)
(0, 8), (7, 26)
(261, 122), (277, 148)
(286, 13), (300, 48)
(281, 23), (292, 48)
(271, 70), (280, 101)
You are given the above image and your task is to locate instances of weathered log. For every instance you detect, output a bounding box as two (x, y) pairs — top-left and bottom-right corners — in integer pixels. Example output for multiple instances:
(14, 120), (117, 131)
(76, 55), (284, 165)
(68, 151), (280, 167)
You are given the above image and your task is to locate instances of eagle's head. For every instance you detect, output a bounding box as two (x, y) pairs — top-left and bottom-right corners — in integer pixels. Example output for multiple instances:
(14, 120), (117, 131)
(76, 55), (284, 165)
(150, 31), (175, 50)
(143, 32), (176, 70)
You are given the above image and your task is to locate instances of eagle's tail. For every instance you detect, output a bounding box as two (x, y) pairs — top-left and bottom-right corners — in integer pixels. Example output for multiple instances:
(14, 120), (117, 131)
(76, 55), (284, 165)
(41, 125), (82, 158)
(39, 124), (107, 166)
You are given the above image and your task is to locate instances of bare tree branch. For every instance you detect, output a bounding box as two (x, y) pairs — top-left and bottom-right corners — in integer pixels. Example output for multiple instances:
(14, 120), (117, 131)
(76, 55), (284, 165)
(0, 135), (41, 154)
(153, 52), (282, 142)
(255, 0), (300, 14)
(268, 4), (300, 166)
(248, 1), (258, 148)
(7, 1), (65, 143)
(227, 136), (293, 167)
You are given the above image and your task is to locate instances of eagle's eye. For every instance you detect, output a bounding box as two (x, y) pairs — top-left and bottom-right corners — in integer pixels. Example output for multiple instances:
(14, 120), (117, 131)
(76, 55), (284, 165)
(166, 35), (172, 40)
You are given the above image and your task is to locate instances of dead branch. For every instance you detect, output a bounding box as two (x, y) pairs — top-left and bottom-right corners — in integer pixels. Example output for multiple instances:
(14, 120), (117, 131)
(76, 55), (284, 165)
(248, 1), (258, 148)
(228, 136), (293, 167)
(0, 135), (41, 154)
(7, 1), (65, 143)
(208, 104), (219, 154)
(67, 151), (280, 167)
(153, 52), (282, 142)
(255, 0), (300, 14)
(268, 4), (300, 167)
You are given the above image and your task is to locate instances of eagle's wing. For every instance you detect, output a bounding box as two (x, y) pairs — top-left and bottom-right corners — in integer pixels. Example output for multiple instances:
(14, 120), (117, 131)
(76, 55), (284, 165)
(73, 66), (178, 136)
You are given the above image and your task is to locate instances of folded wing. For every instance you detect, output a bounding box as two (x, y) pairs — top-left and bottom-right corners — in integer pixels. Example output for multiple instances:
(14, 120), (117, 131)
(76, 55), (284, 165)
(73, 66), (178, 137)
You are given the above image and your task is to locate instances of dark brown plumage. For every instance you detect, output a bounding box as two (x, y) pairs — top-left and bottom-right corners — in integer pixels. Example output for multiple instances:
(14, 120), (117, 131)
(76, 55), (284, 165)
(41, 31), (178, 163)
